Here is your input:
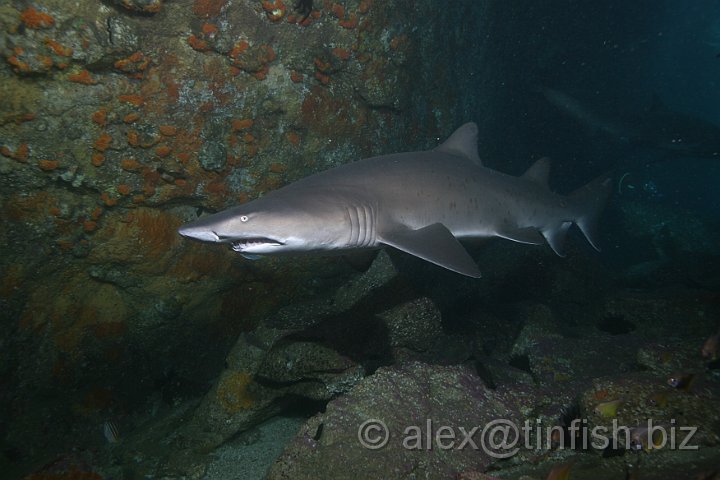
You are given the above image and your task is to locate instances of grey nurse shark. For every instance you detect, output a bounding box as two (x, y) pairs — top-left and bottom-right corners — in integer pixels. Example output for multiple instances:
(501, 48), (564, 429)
(178, 123), (611, 278)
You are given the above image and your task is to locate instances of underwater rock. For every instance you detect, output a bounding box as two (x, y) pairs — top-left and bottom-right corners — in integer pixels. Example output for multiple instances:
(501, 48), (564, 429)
(105, 16), (140, 53)
(173, 251), (412, 451)
(0, 0), (499, 475)
(113, 0), (162, 13)
(517, 320), (643, 385)
(636, 341), (706, 376)
(378, 296), (472, 363)
(579, 371), (720, 450)
(199, 116), (229, 172)
(380, 296), (444, 350)
(264, 250), (406, 330)
(356, 62), (402, 109)
(268, 362), (522, 479)
(256, 339), (345, 382)
(612, 200), (720, 284)
(199, 140), (227, 172)
(509, 303), (564, 359)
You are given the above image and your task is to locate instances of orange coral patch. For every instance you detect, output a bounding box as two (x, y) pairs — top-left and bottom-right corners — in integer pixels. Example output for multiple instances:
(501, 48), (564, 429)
(339, 13), (358, 29)
(38, 159), (59, 171)
(44, 38), (72, 57)
(101, 192), (118, 207)
(332, 47), (351, 60)
(202, 23), (218, 35)
(205, 180), (226, 194)
(1, 143), (29, 162)
(159, 125), (177, 136)
(230, 41), (249, 59)
(331, 3), (344, 18)
(253, 66), (269, 81)
(91, 109), (107, 126)
(188, 34), (210, 52)
(286, 131), (301, 146)
(7, 55), (32, 74)
(260, 45), (276, 62)
(114, 51), (150, 74)
(262, 0), (286, 21)
(127, 130), (139, 147)
(121, 159), (141, 171)
(38, 55), (54, 68)
(155, 145), (172, 157)
(314, 71), (330, 85)
(192, 0), (227, 18)
(17, 143), (29, 160)
(83, 220), (98, 233)
(118, 94), (144, 106)
(68, 70), (97, 85)
(20, 7), (55, 29)
(123, 113), (140, 123)
(314, 57), (332, 72)
(269, 162), (287, 173)
(94, 133), (112, 152)
(232, 118), (254, 131)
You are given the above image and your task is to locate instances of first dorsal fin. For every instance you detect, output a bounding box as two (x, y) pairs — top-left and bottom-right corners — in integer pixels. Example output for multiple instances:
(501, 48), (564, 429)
(521, 157), (551, 189)
(434, 122), (482, 165)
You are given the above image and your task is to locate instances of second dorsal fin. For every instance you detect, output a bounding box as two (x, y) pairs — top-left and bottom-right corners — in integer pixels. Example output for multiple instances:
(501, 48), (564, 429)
(521, 157), (551, 188)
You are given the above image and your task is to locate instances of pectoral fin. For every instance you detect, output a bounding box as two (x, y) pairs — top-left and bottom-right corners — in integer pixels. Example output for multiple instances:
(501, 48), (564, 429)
(379, 223), (481, 278)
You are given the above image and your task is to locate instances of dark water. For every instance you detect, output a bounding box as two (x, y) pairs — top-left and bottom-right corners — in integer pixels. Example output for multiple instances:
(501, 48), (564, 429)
(2, 1), (720, 479)
(489, 0), (720, 213)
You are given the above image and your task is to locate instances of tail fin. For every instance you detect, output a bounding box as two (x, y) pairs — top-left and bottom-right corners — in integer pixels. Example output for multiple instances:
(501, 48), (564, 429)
(569, 173), (613, 251)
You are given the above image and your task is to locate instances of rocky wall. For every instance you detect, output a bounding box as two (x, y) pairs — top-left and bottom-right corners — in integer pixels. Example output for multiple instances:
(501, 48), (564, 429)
(0, 0), (494, 475)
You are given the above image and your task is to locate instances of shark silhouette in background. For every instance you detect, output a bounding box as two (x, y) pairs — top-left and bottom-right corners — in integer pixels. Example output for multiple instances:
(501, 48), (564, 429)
(179, 123), (611, 277)
(541, 88), (720, 160)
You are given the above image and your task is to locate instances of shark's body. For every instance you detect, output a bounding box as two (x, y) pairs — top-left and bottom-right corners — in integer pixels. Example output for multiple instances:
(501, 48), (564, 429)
(179, 123), (611, 277)
(542, 88), (720, 159)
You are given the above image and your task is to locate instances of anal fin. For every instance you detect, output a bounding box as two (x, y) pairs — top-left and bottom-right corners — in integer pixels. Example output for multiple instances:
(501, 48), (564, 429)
(379, 223), (481, 278)
(542, 221), (573, 257)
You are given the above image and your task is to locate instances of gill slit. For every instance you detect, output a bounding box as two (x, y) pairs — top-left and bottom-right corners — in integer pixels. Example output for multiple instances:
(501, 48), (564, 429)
(346, 204), (376, 248)
(346, 206), (359, 246)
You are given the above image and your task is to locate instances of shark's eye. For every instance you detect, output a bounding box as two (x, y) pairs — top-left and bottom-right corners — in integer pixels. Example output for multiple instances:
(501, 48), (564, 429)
(240, 215), (249, 222)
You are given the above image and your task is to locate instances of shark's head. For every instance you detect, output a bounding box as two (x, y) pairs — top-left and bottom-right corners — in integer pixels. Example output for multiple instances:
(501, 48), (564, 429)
(178, 187), (371, 255)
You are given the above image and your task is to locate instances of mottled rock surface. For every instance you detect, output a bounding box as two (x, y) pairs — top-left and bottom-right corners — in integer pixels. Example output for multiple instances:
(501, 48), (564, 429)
(1, 0), (492, 475)
(268, 362), (523, 480)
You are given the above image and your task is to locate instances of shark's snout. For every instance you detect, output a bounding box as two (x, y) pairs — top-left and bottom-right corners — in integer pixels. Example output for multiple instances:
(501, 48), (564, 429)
(178, 222), (285, 253)
(177, 225), (220, 243)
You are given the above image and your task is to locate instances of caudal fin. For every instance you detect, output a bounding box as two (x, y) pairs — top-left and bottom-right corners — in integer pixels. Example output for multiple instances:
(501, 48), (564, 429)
(569, 173), (613, 251)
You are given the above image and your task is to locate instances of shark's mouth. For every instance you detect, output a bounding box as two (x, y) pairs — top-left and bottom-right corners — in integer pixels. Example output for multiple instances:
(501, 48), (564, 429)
(230, 237), (284, 252)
